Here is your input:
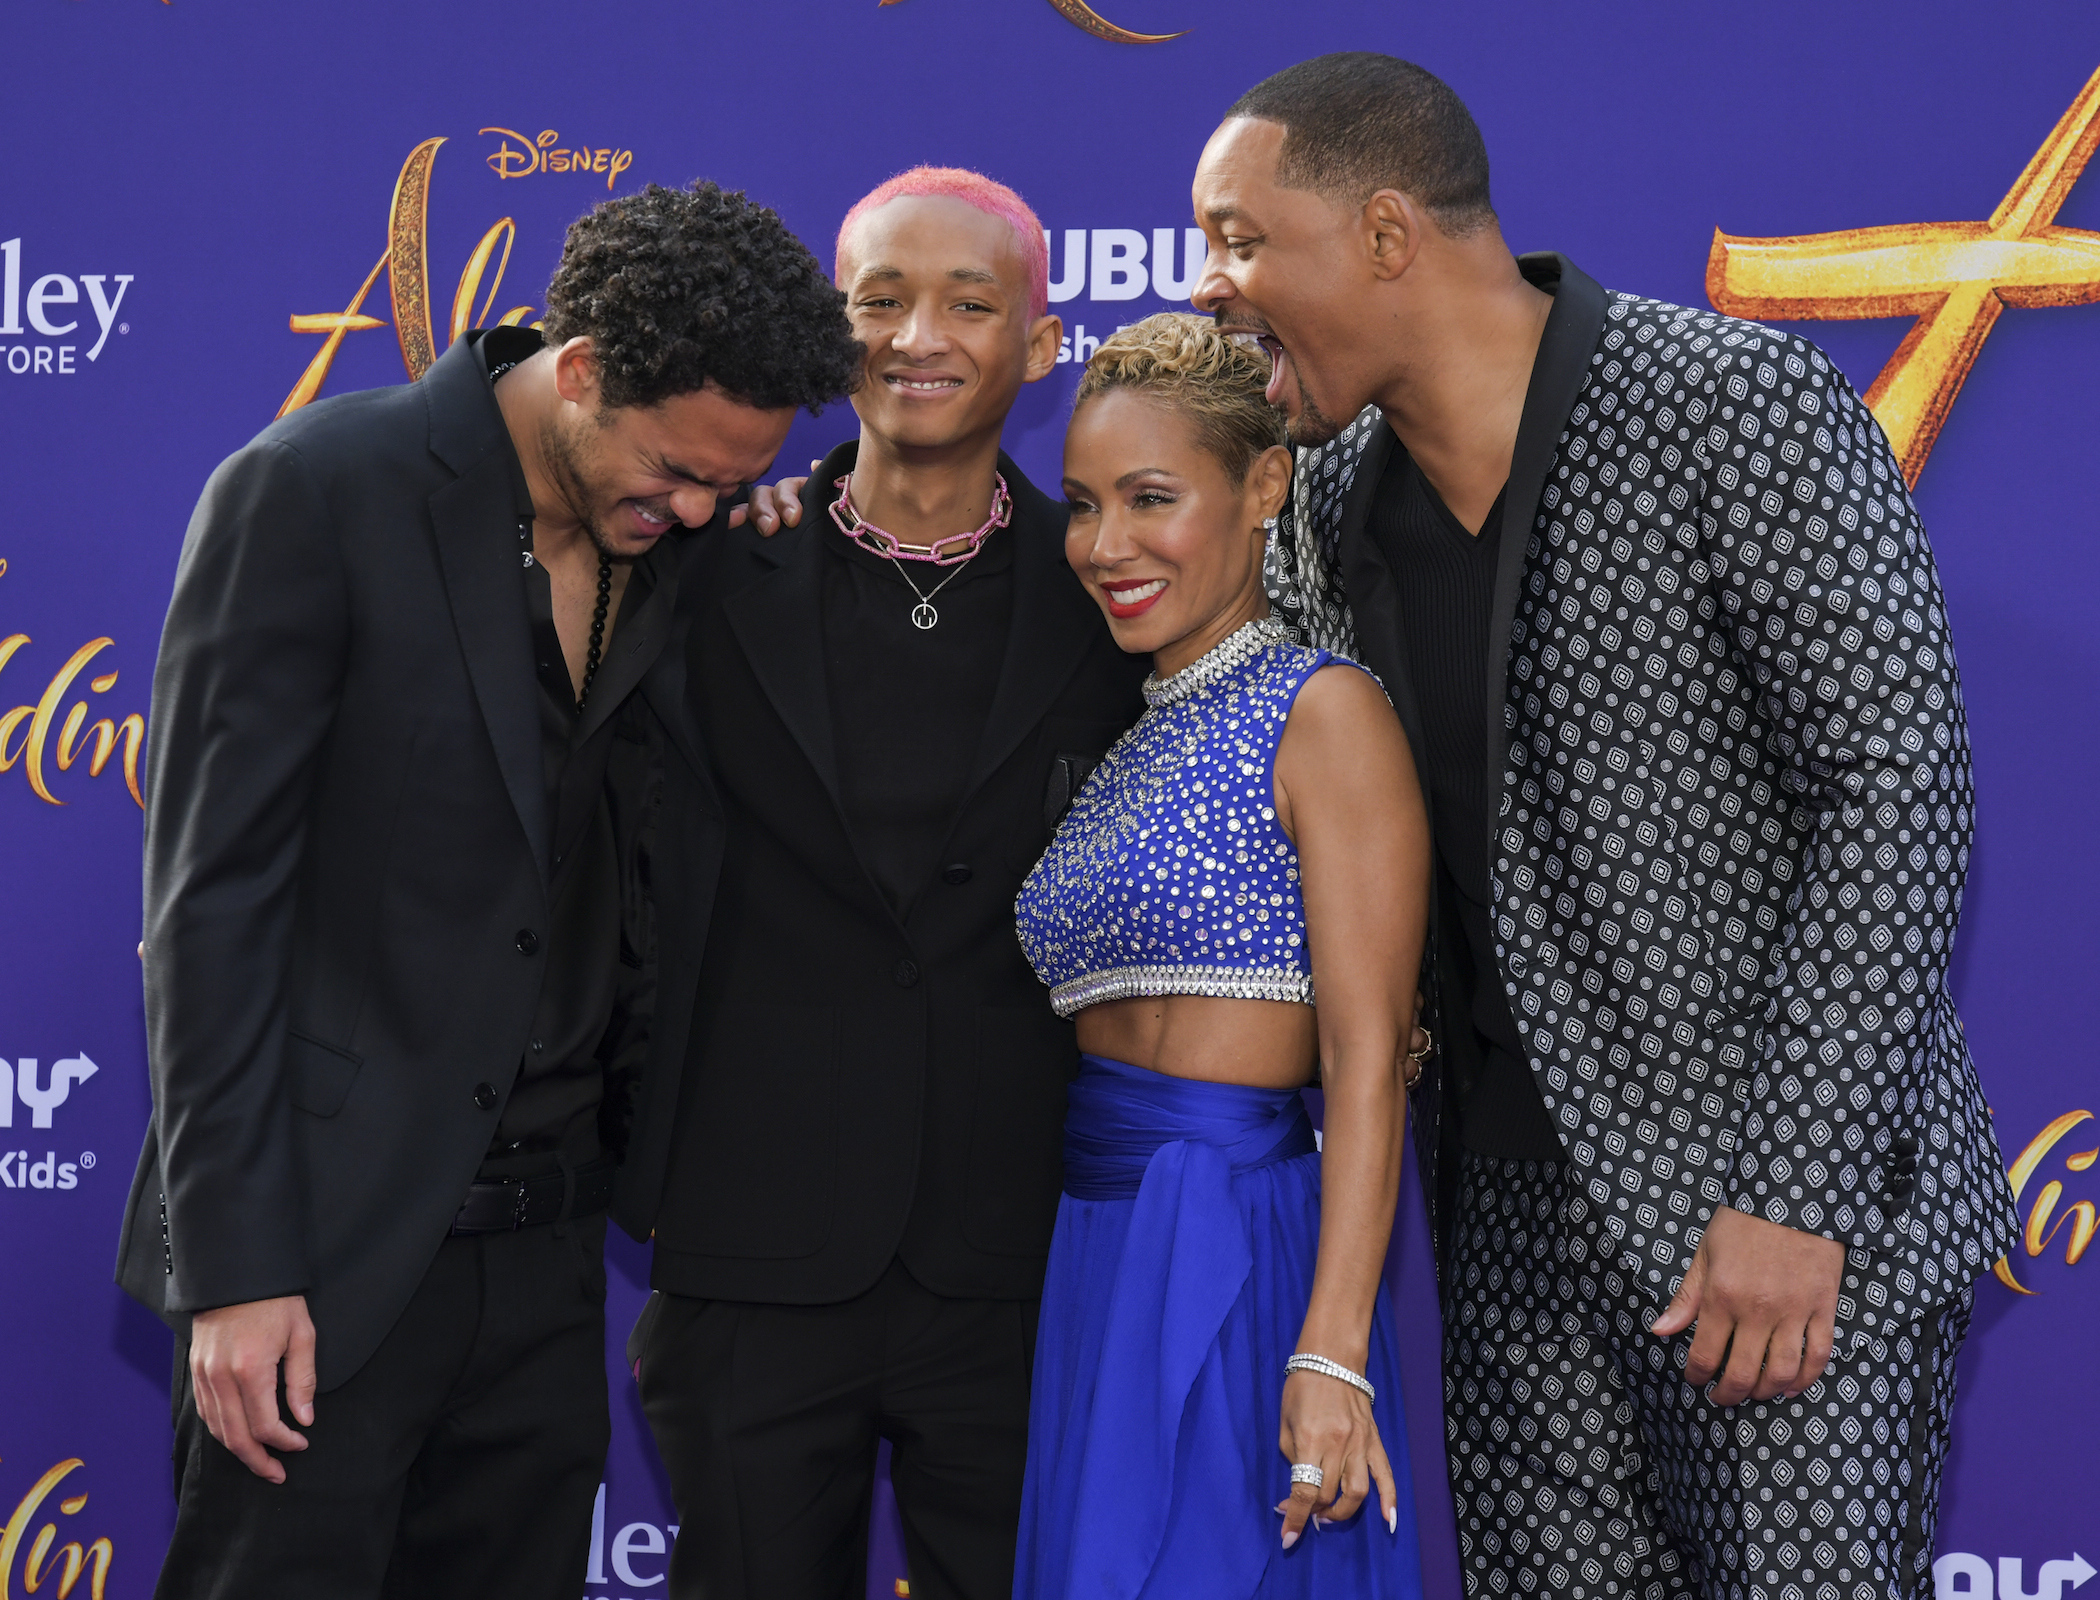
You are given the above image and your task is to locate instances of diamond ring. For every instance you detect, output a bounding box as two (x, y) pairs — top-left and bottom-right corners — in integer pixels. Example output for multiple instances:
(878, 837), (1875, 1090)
(1290, 1462), (1324, 1490)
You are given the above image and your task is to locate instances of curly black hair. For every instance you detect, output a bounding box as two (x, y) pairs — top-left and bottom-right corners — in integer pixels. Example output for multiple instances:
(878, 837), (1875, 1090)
(542, 180), (862, 412)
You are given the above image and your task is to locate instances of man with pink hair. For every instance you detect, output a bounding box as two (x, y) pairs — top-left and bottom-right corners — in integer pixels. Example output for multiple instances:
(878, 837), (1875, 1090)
(629, 168), (1148, 1598)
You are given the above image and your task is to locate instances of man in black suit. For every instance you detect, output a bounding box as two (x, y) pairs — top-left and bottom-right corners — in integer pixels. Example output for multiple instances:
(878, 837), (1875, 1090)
(118, 180), (862, 1600)
(626, 168), (1149, 1600)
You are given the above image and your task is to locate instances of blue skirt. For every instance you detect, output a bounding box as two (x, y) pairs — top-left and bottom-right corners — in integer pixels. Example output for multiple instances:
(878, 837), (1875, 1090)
(1015, 1055), (1423, 1600)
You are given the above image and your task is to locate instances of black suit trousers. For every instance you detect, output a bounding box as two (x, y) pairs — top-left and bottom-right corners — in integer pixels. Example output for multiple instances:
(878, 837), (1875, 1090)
(635, 1258), (1037, 1600)
(154, 1217), (610, 1600)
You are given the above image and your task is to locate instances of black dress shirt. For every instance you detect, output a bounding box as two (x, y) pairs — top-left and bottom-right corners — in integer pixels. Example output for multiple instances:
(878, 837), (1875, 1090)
(479, 326), (653, 1173)
(1369, 449), (1563, 1161)
(822, 488), (1015, 916)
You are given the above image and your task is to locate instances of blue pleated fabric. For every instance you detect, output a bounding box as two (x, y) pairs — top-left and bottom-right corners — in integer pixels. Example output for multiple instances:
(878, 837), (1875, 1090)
(1015, 1055), (1423, 1600)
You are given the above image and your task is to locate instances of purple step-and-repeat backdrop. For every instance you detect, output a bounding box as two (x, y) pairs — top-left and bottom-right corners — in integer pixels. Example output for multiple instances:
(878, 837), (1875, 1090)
(3, 1), (2097, 1595)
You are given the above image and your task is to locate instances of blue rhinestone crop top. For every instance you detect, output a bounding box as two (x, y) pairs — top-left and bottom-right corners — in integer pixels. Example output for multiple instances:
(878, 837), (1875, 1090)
(1016, 617), (1362, 1018)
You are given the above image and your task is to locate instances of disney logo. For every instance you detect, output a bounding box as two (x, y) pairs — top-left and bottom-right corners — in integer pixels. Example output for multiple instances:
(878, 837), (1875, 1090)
(480, 128), (635, 192)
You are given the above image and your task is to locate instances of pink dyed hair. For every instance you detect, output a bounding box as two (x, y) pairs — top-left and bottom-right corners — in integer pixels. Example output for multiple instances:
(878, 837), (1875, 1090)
(835, 166), (1050, 320)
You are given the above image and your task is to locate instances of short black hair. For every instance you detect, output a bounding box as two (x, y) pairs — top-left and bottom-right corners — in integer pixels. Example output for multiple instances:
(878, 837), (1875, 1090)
(543, 180), (862, 412)
(1227, 54), (1494, 237)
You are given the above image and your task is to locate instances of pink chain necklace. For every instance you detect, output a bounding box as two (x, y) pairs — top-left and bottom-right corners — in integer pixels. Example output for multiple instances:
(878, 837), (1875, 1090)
(828, 472), (1012, 566)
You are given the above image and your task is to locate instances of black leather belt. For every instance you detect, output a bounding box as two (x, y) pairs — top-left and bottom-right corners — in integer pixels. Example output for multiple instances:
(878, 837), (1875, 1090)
(450, 1157), (617, 1235)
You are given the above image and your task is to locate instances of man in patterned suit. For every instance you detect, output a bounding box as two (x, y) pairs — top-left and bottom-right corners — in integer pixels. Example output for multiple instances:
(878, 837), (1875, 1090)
(1190, 52), (2019, 1600)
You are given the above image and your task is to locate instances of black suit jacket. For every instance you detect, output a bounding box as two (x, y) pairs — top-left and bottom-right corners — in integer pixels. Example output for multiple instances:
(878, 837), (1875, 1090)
(640, 443), (1148, 1304)
(115, 335), (725, 1389)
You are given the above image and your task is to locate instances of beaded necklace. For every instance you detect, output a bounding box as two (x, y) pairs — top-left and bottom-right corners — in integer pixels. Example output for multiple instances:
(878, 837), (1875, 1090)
(492, 351), (613, 708)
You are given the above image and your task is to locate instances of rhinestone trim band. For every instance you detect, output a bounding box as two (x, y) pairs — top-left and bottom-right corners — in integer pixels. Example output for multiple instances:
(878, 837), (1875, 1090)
(1047, 962), (1314, 1020)
(1143, 616), (1292, 709)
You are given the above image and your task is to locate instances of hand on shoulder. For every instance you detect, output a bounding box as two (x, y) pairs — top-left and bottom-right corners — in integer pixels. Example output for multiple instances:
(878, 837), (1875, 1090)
(725, 463), (818, 535)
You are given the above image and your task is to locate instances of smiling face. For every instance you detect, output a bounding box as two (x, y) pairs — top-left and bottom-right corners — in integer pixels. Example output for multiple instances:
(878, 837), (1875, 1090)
(1063, 387), (1291, 667)
(837, 193), (1060, 452)
(1189, 117), (1388, 448)
(545, 340), (795, 559)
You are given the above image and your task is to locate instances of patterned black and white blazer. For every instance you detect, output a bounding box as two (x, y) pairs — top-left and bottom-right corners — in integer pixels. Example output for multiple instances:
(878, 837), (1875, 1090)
(1269, 255), (2018, 1351)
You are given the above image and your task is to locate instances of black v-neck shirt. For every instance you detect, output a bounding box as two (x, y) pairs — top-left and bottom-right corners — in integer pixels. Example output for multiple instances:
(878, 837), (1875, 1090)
(1369, 449), (1564, 1162)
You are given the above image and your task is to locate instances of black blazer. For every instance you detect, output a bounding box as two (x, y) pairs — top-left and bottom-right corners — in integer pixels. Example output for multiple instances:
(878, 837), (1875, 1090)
(115, 335), (725, 1389)
(642, 443), (1148, 1304)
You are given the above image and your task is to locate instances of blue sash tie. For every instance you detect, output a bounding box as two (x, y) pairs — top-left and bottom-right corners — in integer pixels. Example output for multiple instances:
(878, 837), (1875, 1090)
(1059, 1056), (1317, 1599)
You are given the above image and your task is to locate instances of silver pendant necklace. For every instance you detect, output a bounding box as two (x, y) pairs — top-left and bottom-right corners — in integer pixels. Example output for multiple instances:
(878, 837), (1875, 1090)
(882, 551), (974, 630)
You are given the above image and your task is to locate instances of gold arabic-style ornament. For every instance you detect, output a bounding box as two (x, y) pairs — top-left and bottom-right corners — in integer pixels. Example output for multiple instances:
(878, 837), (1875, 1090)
(1708, 63), (2100, 487)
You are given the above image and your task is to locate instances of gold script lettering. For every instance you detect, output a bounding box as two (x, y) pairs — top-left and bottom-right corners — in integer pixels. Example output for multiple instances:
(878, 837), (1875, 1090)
(0, 635), (144, 810)
(1708, 63), (2100, 486)
(282, 140), (543, 413)
(1992, 1109), (2095, 1293)
(478, 127), (633, 191)
(479, 125), (542, 179)
(387, 137), (444, 382)
(0, 1458), (114, 1600)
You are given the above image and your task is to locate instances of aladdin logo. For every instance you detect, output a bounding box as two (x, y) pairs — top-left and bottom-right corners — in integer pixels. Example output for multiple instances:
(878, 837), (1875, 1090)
(0, 1453), (114, 1598)
(0, 562), (147, 811)
(282, 137), (541, 415)
(1935, 1551), (2094, 1599)
(1710, 61), (2100, 485)
(1993, 1109), (2097, 1293)
(480, 128), (635, 192)
(0, 240), (131, 376)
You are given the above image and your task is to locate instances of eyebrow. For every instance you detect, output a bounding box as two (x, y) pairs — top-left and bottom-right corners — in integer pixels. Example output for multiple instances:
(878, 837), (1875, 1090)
(852, 264), (1003, 290)
(648, 455), (723, 489)
(1114, 467), (1178, 489)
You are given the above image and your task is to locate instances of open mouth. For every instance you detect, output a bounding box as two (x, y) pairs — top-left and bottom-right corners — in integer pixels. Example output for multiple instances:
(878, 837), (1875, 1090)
(1254, 336), (1291, 406)
(1101, 577), (1168, 618)
(628, 500), (675, 534)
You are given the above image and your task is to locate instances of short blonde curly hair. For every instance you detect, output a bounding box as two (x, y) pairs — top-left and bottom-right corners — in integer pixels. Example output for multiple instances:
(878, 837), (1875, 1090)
(1073, 313), (1287, 482)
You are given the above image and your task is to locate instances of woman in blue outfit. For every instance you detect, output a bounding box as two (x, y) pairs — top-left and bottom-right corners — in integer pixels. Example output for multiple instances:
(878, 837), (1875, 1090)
(1014, 313), (1431, 1599)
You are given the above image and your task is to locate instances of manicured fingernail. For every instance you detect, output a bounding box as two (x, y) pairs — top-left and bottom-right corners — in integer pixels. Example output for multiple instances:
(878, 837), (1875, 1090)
(1274, 1503), (1289, 1515)
(1281, 1530), (1299, 1550)
(1388, 1506), (1398, 1534)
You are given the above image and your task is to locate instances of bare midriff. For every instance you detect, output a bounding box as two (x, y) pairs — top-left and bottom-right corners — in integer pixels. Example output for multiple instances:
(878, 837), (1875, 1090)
(1075, 994), (1319, 1090)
